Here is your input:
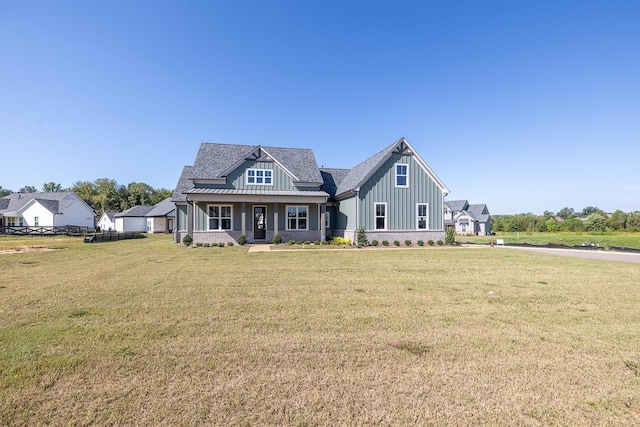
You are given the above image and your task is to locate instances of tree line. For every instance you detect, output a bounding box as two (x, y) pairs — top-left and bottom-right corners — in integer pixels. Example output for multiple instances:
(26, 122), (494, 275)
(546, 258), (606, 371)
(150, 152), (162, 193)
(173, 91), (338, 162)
(493, 206), (640, 233)
(0, 180), (173, 217)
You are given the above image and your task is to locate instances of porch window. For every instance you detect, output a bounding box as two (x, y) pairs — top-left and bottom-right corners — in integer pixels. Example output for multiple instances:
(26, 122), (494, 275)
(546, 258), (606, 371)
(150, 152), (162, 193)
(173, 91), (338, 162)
(395, 163), (408, 188)
(7, 217), (17, 226)
(375, 203), (386, 230)
(417, 203), (428, 230)
(247, 169), (273, 185)
(324, 211), (331, 229)
(208, 205), (232, 230)
(287, 206), (308, 230)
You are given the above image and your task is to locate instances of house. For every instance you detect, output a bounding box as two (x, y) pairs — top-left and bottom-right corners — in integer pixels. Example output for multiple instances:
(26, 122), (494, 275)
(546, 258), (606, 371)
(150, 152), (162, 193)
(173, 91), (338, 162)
(114, 205), (154, 232)
(98, 212), (117, 231)
(144, 198), (176, 234)
(0, 192), (96, 231)
(172, 137), (450, 245)
(444, 200), (492, 235)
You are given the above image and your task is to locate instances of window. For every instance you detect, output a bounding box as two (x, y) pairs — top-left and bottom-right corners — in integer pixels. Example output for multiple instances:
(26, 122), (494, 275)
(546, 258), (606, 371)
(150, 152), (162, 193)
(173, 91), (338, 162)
(208, 205), (232, 230)
(147, 219), (152, 231)
(417, 203), (428, 230)
(7, 217), (16, 226)
(247, 169), (273, 185)
(324, 211), (331, 229)
(287, 206), (308, 230)
(375, 203), (386, 230)
(34, 217), (39, 226)
(395, 163), (408, 187)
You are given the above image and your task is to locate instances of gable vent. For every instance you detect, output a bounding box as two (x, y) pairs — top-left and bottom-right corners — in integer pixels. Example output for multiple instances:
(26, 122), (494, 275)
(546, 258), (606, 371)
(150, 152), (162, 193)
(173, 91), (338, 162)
(393, 140), (412, 155)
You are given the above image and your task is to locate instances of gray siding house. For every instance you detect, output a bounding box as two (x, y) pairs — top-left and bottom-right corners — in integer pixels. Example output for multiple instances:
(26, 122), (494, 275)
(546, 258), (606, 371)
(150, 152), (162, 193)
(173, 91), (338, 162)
(444, 200), (492, 235)
(172, 138), (449, 244)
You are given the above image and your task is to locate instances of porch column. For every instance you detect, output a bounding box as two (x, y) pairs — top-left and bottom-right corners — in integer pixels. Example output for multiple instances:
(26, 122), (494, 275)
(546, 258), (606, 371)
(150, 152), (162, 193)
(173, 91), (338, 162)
(187, 201), (194, 235)
(273, 203), (279, 238)
(241, 202), (246, 237)
(320, 203), (326, 241)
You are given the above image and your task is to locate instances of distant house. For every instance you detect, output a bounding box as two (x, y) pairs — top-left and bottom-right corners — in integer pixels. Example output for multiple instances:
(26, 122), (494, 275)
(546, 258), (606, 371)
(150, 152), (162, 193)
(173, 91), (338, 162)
(172, 137), (450, 244)
(114, 205), (154, 232)
(98, 212), (117, 231)
(0, 192), (96, 231)
(144, 198), (176, 234)
(444, 200), (492, 235)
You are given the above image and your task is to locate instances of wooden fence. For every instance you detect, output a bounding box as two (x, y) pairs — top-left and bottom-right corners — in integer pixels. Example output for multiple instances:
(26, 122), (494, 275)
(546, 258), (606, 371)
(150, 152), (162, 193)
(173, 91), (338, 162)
(0, 226), (89, 236)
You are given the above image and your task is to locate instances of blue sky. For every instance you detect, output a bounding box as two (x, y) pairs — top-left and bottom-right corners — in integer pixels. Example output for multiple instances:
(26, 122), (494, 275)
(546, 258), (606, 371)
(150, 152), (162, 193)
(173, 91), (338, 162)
(1, 1), (638, 214)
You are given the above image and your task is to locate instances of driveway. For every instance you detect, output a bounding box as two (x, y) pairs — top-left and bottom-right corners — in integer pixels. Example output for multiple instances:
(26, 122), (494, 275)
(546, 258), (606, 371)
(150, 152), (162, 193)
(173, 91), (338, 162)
(498, 245), (640, 264)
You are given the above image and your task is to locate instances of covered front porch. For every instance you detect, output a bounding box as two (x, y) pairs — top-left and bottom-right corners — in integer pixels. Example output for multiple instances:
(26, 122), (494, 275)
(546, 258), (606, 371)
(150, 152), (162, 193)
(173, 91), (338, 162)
(178, 189), (329, 244)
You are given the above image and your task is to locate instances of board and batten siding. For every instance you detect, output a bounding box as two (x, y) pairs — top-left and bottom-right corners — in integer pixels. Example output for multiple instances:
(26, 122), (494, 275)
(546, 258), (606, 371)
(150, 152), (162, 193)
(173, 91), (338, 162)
(358, 153), (444, 231)
(176, 204), (188, 231)
(226, 160), (294, 191)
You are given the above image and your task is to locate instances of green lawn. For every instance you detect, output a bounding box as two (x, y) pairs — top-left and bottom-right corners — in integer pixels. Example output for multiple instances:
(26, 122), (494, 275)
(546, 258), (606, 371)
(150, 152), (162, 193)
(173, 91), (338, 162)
(2, 235), (640, 425)
(457, 231), (640, 249)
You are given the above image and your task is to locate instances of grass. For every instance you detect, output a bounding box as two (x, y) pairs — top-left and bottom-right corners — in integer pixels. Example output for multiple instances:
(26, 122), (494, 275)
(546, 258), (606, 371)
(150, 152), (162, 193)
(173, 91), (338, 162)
(2, 234), (640, 425)
(458, 231), (640, 249)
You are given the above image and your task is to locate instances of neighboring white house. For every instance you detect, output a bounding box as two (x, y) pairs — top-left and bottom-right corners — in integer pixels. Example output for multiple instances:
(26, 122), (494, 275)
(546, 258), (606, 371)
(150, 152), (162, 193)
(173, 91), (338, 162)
(114, 205), (154, 232)
(98, 212), (117, 231)
(144, 198), (176, 234)
(444, 200), (492, 235)
(0, 192), (96, 231)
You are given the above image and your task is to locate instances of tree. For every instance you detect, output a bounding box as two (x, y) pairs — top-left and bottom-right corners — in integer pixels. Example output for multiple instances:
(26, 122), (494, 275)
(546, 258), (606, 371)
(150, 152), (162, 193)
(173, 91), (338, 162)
(556, 207), (575, 219)
(127, 182), (155, 206)
(580, 206), (601, 217)
(584, 213), (608, 232)
(0, 186), (12, 197)
(42, 182), (64, 192)
(546, 217), (559, 232)
(608, 210), (628, 231)
(18, 185), (37, 193)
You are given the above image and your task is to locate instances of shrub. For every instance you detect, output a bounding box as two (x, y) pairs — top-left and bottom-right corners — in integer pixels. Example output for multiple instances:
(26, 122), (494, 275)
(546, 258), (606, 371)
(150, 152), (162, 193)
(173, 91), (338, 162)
(303, 241), (311, 245)
(182, 234), (193, 247)
(203, 243), (210, 248)
(273, 234), (282, 244)
(227, 241), (234, 247)
(371, 240), (379, 246)
(314, 240), (320, 245)
(195, 242), (203, 247)
(382, 240), (389, 246)
(356, 226), (367, 247)
(321, 240), (329, 245)
(331, 237), (352, 245)
(405, 240), (412, 246)
(287, 240), (296, 245)
(417, 240), (424, 246)
(437, 240), (444, 246)
(237, 235), (247, 246)
(428, 239), (435, 246)
(393, 240), (400, 246)
(445, 227), (456, 245)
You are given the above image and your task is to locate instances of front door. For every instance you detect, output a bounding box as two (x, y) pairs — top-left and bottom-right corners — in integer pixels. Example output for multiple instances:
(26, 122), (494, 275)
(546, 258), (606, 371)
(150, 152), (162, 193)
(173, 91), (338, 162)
(254, 206), (266, 240)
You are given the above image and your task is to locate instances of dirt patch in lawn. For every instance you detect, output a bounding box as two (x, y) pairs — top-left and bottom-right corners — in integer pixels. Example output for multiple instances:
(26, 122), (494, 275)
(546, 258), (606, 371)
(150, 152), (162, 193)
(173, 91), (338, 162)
(0, 246), (58, 255)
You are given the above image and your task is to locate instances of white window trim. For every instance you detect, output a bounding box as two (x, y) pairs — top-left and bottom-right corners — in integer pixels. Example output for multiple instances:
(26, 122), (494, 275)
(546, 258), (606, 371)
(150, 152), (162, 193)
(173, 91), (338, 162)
(416, 203), (429, 230)
(395, 163), (409, 188)
(286, 205), (309, 231)
(374, 202), (387, 230)
(207, 204), (233, 231)
(246, 168), (274, 186)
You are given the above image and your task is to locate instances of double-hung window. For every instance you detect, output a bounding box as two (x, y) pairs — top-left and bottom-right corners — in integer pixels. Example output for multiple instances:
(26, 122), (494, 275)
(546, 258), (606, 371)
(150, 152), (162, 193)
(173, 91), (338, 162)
(375, 203), (386, 230)
(417, 203), (428, 230)
(208, 205), (232, 230)
(287, 206), (308, 230)
(395, 164), (408, 187)
(247, 169), (273, 185)
(34, 217), (39, 226)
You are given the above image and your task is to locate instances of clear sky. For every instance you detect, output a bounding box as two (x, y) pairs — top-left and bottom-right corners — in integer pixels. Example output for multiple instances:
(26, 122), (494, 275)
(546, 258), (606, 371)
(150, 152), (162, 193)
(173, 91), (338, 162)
(1, 1), (638, 214)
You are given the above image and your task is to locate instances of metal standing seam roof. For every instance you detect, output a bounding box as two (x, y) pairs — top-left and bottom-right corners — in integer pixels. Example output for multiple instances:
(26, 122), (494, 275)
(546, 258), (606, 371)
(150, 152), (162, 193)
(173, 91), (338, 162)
(187, 188), (329, 197)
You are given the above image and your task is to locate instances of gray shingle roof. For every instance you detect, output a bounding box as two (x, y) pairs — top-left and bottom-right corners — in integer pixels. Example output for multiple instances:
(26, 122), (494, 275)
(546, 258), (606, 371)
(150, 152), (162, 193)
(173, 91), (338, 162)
(171, 166), (194, 202)
(320, 168), (350, 197)
(189, 142), (323, 184)
(145, 198), (176, 217)
(445, 200), (469, 212)
(0, 192), (95, 215)
(115, 205), (155, 217)
(334, 144), (394, 196)
(466, 204), (490, 222)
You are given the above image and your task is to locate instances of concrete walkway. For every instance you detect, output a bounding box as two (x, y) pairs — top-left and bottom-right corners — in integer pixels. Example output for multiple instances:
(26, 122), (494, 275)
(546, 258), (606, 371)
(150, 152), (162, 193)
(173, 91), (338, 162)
(247, 244), (272, 253)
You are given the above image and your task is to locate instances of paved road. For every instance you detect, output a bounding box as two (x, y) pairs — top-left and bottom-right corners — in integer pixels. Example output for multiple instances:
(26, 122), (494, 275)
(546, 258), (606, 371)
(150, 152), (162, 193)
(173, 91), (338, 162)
(498, 245), (640, 264)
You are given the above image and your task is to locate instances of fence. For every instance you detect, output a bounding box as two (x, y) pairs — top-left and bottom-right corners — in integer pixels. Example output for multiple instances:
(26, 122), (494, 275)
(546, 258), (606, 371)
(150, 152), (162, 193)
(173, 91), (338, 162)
(0, 226), (89, 236)
(84, 231), (146, 243)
